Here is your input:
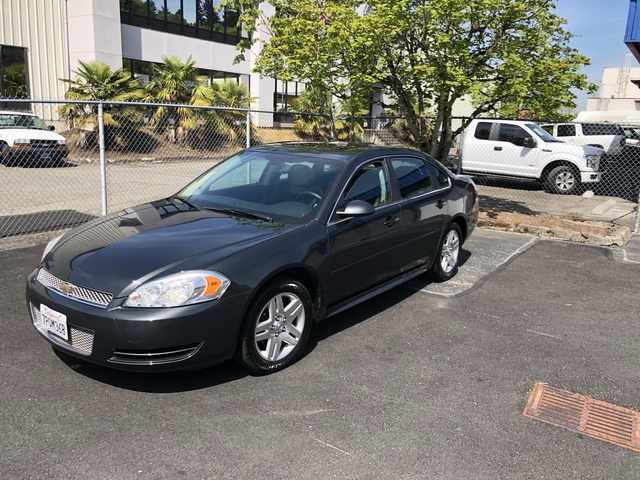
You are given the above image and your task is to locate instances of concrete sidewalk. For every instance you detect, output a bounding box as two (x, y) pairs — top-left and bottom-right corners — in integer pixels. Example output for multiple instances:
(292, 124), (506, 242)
(610, 233), (640, 263)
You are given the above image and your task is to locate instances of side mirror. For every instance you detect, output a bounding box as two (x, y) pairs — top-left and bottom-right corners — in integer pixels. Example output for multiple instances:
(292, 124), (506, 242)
(48, 125), (55, 131)
(336, 200), (375, 217)
(523, 137), (536, 149)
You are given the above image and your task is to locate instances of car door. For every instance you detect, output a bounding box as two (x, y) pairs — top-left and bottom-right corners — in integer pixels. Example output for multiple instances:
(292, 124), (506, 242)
(492, 123), (539, 178)
(389, 156), (449, 273)
(326, 159), (402, 303)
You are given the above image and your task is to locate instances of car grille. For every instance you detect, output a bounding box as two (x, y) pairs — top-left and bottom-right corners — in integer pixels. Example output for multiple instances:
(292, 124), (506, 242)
(109, 343), (202, 366)
(30, 303), (94, 355)
(29, 139), (59, 148)
(37, 269), (113, 307)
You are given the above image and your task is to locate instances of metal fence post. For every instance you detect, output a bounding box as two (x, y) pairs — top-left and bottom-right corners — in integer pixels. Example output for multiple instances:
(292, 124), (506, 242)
(98, 102), (107, 216)
(246, 110), (251, 149)
(634, 190), (640, 234)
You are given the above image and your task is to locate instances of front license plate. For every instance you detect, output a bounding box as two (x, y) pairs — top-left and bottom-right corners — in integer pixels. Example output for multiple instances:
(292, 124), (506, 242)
(41, 304), (68, 340)
(40, 153), (51, 159)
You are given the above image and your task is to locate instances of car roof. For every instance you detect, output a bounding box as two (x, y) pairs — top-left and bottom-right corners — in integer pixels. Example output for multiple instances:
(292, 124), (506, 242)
(247, 142), (423, 162)
(0, 110), (36, 116)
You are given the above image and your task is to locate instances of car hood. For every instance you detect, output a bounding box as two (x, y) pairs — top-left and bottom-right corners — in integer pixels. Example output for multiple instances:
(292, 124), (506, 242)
(0, 128), (66, 142)
(43, 201), (299, 296)
(551, 142), (602, 156)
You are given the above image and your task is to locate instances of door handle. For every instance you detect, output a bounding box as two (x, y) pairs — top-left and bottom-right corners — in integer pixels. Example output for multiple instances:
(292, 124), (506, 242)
(494, 146), (503, 151)
(384, 216), (399, 227)
(436, 199), (447, 209)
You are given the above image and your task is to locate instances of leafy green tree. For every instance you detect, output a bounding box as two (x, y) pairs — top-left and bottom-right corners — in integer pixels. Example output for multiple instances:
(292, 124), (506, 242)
(225, 0), (594, 161)
(252, 0), (373, 136)
(362, 0), (595, 158)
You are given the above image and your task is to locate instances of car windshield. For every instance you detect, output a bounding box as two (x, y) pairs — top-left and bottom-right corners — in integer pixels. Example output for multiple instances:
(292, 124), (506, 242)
(178, 150), (345, 224)
(0, 113), (50, 130)
(528, 123), (561, 142)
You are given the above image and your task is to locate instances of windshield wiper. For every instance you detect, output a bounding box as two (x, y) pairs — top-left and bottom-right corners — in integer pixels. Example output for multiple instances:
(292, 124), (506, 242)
(168, 195), (199, 210)
(204, 207), (273, 223)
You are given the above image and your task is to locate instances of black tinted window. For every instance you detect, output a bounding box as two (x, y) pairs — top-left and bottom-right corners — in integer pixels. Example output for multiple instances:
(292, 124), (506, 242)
(498, 124), (529, 146)
(391, 157), (434, 198)
(557, 124), (576, 137)
(344, 161), (391, 207)
(582, 123), (624, 136)
(474, 122), (492, 140)
(431, 164), (451, 188)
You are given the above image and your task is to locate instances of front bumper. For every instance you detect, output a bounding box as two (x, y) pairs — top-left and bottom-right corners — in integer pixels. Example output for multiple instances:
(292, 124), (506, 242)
(580, 171), (602, 183)
(26, 268), (250, 372)
(3, 146), (68, 165)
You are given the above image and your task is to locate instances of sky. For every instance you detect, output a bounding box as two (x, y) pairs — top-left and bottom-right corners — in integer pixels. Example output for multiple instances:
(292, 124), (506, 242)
(553, 0), (638, 111)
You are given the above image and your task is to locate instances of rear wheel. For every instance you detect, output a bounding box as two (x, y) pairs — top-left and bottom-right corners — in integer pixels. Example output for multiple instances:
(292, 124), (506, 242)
(235, 279), (313, 374)
(546, 165), (579, 195)
(429, 223), (462, 282)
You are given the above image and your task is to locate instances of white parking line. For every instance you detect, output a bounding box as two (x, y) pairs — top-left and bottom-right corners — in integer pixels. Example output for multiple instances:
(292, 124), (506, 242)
(405, 229), (539, 297)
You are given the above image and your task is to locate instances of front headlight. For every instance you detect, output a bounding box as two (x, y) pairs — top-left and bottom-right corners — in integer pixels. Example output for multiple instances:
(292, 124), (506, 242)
(124, 270), (230, 308)
(42, 234), (64, 261)
(584, 154), (599, 168)
(14, 138), (31, 147)
(56, 139), (67, 146)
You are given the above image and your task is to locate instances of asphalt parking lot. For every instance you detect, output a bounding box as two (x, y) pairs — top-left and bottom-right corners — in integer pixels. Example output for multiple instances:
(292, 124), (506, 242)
(2, 229), (640, 479)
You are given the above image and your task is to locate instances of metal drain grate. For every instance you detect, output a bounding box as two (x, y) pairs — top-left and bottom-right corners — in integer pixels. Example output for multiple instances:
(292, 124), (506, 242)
(523, 382), (640, 453)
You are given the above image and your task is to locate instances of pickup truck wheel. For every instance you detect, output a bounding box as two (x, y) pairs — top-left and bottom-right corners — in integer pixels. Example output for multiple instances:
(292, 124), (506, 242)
(546, 165), (579, 195)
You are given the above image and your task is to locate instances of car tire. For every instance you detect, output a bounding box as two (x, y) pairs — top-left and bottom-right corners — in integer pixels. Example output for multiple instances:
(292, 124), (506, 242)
(429, 222), (462, 282)
(235, 278), (313, 374)
(546, 165), (579, 195)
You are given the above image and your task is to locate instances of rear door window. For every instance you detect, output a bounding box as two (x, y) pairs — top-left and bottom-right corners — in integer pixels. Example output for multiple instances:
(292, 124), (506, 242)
(557, 124), (576, 137)
(582, 124), (624, 136)
(390, 157), (434, 198)
(474, 122), (492, 140)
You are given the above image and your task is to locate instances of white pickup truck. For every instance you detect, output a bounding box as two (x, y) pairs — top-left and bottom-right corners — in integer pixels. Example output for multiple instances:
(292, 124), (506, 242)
(0, 110), (68, 167)
(457, 119), (603, 194)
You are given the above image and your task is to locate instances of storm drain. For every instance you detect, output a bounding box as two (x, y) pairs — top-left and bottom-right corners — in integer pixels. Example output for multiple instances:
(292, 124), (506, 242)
(523, 382), (640, 453)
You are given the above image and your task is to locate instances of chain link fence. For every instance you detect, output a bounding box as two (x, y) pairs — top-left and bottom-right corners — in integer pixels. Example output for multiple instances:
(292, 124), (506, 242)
(1, 100), (639, 243)
(444, 118), (640, 232)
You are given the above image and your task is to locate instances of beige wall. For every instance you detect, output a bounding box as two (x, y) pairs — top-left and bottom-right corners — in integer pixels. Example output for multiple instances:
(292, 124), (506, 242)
(0, 0), (69, 100)
(66, 0), (123, 71)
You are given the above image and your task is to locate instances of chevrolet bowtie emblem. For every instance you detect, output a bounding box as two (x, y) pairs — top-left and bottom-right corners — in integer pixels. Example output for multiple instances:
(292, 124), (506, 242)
(59, 282), (74, 294)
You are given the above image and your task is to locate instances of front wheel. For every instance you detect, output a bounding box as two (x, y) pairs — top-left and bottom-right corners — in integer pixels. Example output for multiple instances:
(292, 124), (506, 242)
(235, 279), (313, 374)
(429, 223), (462, 282)
(546, 165), (579, 195)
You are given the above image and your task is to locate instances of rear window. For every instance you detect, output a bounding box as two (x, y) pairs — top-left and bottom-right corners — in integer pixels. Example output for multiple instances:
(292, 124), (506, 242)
(581, 124), (624, 136)
(474, 122), (492, 140)
(557, 124), (576, 137)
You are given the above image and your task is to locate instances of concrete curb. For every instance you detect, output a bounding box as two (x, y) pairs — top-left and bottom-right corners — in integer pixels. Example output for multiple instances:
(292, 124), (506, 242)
(478, 218), (632, 246)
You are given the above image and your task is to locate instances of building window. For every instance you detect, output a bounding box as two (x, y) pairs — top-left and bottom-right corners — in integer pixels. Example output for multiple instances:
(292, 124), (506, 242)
(1, 45), (29, 110)
(1, 45), (29, 98)
(120, 0), (248, 45)
(273, 78), (305, 112)
(124, 58), (249, 92)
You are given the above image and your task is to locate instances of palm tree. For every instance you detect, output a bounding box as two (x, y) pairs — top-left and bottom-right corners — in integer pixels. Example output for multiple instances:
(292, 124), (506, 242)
(193, 80), (256, 145)
(335, 94), (370, 142)
(58, 60), (143, 149)
(139, 55), (210, 142)
(3, 63), (28, 98)
(290, 86), (333, 140)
